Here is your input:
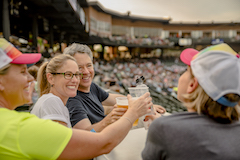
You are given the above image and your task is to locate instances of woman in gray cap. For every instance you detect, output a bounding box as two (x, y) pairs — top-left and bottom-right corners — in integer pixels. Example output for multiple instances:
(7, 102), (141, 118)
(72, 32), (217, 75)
(142, 43), (240, 160)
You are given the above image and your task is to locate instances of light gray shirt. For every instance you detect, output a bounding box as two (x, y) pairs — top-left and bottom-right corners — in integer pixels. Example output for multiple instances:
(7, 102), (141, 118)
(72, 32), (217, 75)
(31, 93), (71, 128)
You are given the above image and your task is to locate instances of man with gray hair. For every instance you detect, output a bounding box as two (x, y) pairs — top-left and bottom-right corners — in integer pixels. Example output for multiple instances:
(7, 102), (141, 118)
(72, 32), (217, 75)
(63, 43), (127, 132)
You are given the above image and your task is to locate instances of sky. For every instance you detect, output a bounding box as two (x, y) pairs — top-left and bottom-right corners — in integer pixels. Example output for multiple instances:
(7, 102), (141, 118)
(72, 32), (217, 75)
(88, 0), (240, 23)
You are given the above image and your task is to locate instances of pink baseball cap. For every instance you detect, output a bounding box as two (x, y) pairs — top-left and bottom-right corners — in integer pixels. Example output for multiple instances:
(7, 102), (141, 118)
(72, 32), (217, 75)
(180, 48), (199, 66)
(0, 38), (41, 69)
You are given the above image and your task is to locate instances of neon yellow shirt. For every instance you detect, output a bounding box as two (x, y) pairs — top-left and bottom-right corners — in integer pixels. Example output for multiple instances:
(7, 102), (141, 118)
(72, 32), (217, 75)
(0, 108), (72, 160)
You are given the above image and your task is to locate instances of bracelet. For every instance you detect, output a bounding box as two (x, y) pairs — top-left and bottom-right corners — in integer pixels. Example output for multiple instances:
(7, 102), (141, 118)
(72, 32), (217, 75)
(121, 117), (133, 126)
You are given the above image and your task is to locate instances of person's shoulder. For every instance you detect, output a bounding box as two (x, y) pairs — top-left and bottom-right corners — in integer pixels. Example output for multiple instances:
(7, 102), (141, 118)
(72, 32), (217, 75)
(1, 108), (25, 117)
(91, 82), (99, 89)
(67, 93), (85, 106)
(90, 82), (103, 92)
(2, 108), (37, 123)
(41, 93), (61, 101)
(40, 93), (63, 106)
(69, 90), (85, 100)
(91, 82), (107, 92)
(153, 112), (199, 126)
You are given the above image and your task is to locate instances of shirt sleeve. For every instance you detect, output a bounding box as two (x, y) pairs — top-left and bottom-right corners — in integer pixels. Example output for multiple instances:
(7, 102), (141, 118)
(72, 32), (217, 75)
(67, 98), (88, 127)
(40, 96), (69, 124)
(18, 114), (72, 160)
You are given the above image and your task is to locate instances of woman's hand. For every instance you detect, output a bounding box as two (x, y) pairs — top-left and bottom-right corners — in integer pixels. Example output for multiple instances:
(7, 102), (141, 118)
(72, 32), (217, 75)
(153, 104), (166, 114)
(127, 92), (153, 118)
(103, 104), (127, 125)
(144, 111), (162, 122)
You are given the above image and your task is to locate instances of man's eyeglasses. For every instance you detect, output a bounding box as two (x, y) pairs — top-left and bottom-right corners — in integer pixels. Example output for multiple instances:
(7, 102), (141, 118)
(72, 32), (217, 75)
(51, 71), (83, 80)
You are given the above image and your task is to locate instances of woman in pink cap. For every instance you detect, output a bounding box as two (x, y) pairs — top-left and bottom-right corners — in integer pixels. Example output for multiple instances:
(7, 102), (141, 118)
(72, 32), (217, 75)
(142, 43), (240, 160)
(0, 38), (153, 159)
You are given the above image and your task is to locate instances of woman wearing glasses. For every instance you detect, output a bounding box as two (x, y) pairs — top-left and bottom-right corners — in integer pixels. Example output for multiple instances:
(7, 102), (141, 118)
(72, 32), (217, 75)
(31, 54), (82, 127)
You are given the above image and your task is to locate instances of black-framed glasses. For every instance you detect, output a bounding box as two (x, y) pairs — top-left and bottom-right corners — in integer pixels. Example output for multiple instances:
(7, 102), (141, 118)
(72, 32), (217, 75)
(51, 71), (83, 80)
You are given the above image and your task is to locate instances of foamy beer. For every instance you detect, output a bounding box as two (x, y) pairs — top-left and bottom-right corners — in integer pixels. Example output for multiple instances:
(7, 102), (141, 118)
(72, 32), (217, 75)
(115, 97), (139, 126)
(116, 97), (128, 108)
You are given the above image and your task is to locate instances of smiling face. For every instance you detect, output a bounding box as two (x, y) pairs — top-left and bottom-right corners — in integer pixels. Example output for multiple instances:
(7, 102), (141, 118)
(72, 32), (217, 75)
(73, 53), (94, 92)
(48, 59), (80, 104)
(0, 64), (34, 109)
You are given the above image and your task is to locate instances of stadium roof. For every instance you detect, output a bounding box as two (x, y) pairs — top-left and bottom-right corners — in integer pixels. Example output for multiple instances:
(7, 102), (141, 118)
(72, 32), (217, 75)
(88, 1), (171, 23)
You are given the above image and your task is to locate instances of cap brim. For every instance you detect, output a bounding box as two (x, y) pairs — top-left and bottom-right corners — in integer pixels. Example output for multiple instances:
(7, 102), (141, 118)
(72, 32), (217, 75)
(11, 53), (42, 64)
(180, 48), (199, 65)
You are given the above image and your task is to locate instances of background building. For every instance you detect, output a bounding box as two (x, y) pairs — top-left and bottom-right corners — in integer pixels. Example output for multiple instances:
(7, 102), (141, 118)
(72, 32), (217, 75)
(1, 0), (240, 57)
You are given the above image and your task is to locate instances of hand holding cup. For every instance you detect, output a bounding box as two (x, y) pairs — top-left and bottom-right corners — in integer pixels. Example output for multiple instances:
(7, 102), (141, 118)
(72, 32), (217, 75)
(127, 92), (153, 119)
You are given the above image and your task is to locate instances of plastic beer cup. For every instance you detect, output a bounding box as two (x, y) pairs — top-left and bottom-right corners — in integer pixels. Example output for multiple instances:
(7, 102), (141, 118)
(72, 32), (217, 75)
(115, 97), (139, 126)
(128, 87), (154, 115)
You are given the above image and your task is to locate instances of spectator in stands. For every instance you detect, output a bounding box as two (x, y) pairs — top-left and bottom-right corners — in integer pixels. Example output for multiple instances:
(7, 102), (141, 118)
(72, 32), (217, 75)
(31, 54), (81, 127)
(41, 47), (51, 58)
(34, 56), (45, 68)
(27, 65), (39, 108)
(63, 43), (166, 131)
(142, 43), (240, 160)
(103, 74), (123, 93)
(0, 38), (153, 159)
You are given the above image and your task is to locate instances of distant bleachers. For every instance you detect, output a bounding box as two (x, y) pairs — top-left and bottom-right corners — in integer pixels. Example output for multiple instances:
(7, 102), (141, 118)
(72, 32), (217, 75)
(150, 88), (186, 113)
(113, 71), (187, 114)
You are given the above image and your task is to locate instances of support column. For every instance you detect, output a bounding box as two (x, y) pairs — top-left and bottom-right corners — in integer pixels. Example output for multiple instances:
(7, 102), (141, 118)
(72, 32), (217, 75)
(32, 14), (38, 50)
(3, 0), (10, 40)
(99, 44), (104, 60)
(160, 48), (164, 60)
(49, 20), (54, 49)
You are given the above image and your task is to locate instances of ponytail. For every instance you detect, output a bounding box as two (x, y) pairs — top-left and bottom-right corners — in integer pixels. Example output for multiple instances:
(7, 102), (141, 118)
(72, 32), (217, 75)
(37, 62), (50, 96)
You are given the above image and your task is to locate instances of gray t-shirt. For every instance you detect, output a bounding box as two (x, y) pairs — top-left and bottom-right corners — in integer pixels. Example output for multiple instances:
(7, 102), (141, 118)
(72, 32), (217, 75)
(31, 93), (71, 128)
(142, 112), (240, 160)
(66, 82), (109, 127)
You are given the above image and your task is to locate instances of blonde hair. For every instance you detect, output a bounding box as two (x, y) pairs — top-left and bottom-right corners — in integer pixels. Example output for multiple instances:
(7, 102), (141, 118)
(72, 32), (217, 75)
(37, 54), (76, 96)
(183, 68), (240, 123)
(0, 64), (11, 75)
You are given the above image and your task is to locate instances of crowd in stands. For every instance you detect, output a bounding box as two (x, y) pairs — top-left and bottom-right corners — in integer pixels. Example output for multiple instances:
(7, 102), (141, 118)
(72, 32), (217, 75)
(93, 58), (186, 98)
(109, 35), (174, 46)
